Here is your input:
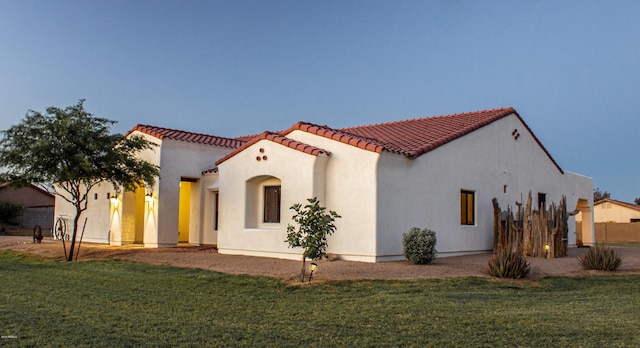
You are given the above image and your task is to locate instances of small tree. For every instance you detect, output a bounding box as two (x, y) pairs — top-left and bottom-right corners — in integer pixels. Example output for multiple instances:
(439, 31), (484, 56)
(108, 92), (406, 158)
(635, 197), (640, 206)
(0, 200), (24, 226)
(0, 100), (159, 261)
(285, 197), (340, 282)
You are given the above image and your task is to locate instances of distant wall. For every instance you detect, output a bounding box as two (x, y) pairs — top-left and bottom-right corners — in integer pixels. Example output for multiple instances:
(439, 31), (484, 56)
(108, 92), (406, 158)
(578, 222), (640, 243)
(22, 207), (54, 229)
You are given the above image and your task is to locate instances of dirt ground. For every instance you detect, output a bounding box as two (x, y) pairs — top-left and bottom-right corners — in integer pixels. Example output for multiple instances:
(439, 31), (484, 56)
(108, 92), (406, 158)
(2, 236), (640, 282)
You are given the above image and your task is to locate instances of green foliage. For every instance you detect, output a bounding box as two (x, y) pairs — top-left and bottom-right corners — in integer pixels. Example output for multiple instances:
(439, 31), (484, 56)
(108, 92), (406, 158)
(0, 200), (24, 226)
(0, 99), (159, 192)
(578, 245), (623, 271)
(2, 251), (640, 347)
(485, 250), (531, 279)
(285, 197), (340, 261)
(635, 197), (640, 205)
(593, 187), (611, 202)
(0, 100), (160, 260)
(402, 227), (437, 264)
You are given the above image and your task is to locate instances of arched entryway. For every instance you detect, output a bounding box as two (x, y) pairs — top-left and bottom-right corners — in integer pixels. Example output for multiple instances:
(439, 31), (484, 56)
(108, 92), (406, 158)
(575, 199), (594, 246)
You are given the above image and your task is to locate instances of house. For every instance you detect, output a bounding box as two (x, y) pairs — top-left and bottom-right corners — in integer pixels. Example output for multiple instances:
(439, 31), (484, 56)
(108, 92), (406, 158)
(576, 199), (640, 243)
(585, 199), (640, 223)
(54, 125), (243, 246)
(54, 107), (595, 262)
(0, 182), (55, 229)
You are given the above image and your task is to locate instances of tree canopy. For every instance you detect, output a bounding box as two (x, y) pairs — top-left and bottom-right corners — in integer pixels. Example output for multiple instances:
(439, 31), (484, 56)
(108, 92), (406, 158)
(593, 188), (611, 202)
(0, 99), (159, 260)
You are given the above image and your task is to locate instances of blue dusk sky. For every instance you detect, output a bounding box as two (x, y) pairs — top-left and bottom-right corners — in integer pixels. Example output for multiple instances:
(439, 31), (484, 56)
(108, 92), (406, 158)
(1, 1), (638, 202)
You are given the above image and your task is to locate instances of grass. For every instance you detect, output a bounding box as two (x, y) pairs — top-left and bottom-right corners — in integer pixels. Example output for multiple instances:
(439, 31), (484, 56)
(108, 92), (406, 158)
(1, 250), (639, 347)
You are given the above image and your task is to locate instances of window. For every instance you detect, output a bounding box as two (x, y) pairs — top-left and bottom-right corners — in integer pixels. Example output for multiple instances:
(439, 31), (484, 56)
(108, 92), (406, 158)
(213, 192), (219, 230)
(538, 193), (546, 211)
(460, 190), (475, 225)
(631, 219), (640, 223)
(263, 186), (281, 223)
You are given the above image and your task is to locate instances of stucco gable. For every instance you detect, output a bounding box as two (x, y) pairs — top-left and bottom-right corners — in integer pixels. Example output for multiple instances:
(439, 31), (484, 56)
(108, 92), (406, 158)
(215, 131), (330, 166)
(128, 124), (245, 148)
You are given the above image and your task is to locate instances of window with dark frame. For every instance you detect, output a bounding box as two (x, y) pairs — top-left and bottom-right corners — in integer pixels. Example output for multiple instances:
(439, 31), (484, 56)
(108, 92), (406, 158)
(213, 192), (219, 230)
(460, 190), (475, 225)
(263, 186), (281, 223)
(538, 193), (547, 211)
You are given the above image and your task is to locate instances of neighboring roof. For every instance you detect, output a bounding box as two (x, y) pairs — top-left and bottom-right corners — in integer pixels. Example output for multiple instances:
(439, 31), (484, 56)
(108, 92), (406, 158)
(216, 131), (330, 166)
(281, 107), (563, 173)
(0, 182), (55, 197)
(594, 199), (640, 212)
(129, 124), (245, 148)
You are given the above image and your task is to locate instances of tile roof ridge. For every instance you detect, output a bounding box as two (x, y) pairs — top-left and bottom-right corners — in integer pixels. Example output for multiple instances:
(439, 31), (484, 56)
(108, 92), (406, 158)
(284, 121), (391, 153)
(340, 107), (516, 131)
(128, 124), (246, 148)
(131, 124), (239, 141)
(215, 130), (330, 166)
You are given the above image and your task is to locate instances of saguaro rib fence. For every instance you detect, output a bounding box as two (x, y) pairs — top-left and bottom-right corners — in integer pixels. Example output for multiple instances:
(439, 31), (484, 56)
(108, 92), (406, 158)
(492, 192), (569, 258)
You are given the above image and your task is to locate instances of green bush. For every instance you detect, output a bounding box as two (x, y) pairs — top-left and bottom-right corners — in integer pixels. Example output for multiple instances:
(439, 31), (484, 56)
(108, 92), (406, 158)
(402, 227), (437, 264)
(578, 245), (623, 271)
(0, 200), (24, 226)
(485, 250), (530, 279)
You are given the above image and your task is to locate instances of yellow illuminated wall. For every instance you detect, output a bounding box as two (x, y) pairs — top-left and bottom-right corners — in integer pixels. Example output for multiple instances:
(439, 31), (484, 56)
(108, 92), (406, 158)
(178, 181), (191, 243)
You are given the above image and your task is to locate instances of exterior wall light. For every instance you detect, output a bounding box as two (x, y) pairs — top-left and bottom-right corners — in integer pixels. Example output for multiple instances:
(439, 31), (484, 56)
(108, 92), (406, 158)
(110, 194), (119, 207)
(145, 192), (154, 207)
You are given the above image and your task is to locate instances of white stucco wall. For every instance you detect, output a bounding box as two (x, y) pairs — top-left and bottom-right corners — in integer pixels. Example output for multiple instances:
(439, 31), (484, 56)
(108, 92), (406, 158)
(149, 138), (235, 247)
(281, 130), (381, 262)
(53, 181), (114, 244)
(375, 114), (593, 260)
(217, 139), (331, 259)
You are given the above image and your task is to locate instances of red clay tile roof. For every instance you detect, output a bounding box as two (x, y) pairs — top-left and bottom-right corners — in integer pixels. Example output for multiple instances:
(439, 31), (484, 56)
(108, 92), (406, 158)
(129, 124), (245, 148)
(216, 131), (330, 166)
(595, 199), (640, 212)
(282, 107), (563, 173)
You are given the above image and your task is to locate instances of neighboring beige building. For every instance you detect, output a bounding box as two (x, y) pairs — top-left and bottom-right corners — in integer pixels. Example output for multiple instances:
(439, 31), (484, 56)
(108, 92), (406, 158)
(55, 107), (595, 262)
(576, 199), (640, 223)
(0, 183), (55, 229)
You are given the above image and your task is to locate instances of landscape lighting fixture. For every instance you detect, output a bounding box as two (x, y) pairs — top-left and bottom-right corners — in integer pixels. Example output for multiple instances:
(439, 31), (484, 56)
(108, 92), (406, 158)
(308, 263), (318, 282)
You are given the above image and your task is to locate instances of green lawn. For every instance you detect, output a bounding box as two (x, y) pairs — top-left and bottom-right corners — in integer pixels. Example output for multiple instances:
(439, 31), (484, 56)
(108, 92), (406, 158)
(1, 250), (639, 347)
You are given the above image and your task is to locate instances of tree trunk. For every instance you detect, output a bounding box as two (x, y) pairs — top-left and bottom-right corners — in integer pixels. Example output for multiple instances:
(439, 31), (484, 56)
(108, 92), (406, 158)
(66, 205), (82, 262)
(300, 256), (306, 282)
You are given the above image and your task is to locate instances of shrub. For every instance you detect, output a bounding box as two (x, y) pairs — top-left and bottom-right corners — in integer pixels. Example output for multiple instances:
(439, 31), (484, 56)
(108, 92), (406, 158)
(402, 227), (437, 264)
(578, 245), (623, 271)
(0, 200), (24, 226)
(485, 250), (530, 279)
